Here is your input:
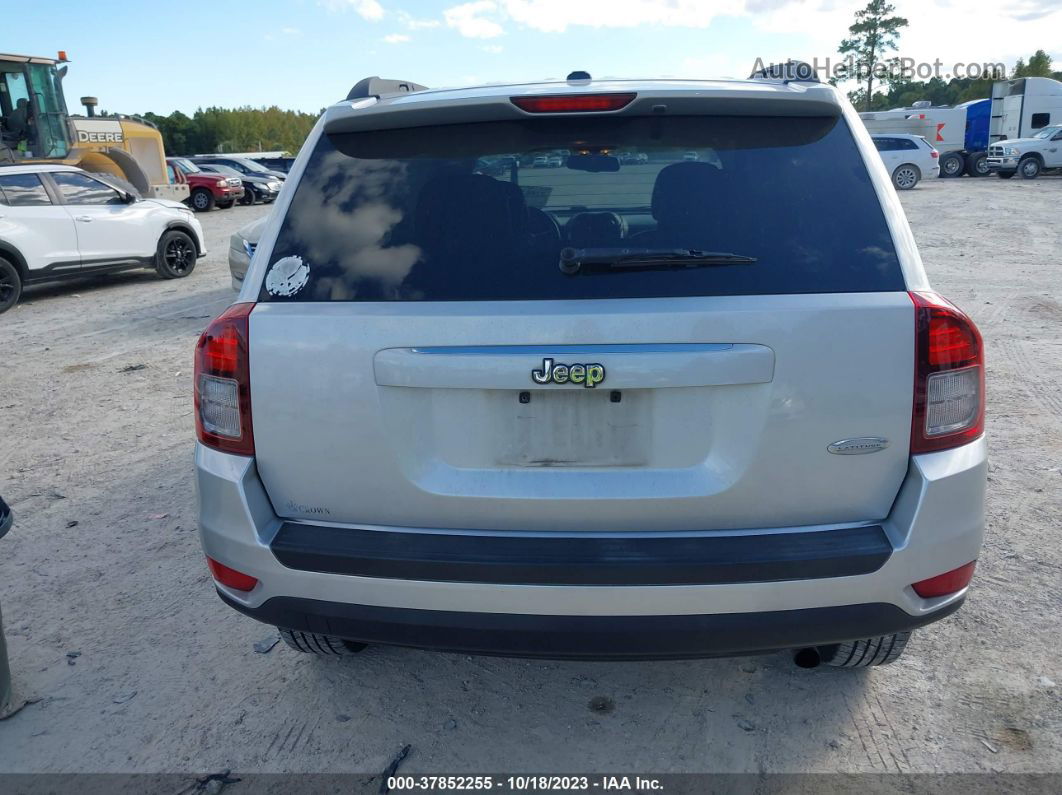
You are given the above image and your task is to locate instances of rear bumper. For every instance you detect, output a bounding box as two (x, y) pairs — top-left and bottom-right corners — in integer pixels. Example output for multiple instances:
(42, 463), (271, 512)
(219, 591), (963, 660)
(196, 436), (986, 656)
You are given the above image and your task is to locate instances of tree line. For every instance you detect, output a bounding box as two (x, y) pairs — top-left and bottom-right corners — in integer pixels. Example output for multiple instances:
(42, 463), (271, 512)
(132, 106), (321, 156)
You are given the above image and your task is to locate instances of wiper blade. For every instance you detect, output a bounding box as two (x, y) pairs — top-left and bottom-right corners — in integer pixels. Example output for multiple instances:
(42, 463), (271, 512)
(558, 246), (757, 274)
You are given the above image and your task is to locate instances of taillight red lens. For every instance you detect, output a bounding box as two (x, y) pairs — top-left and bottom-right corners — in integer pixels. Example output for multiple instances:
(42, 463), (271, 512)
(910, 292), (984, 454)
(206, 557), (259, 592)
(511, 93), (636, 113)
(931, 150), (939, 158)
(194, 302), (255, 456)
(912, 561), (976, 598)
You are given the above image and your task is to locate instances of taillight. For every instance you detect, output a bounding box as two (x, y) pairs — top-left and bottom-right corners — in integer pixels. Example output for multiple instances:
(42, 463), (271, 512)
(194, 302), (254, 456)
(511, 93), (636, 113)
(910, 292), (984, 454)
(912, 561), (976, 598)
(931, 150), (939, 158)
(206, 557), (259, 592)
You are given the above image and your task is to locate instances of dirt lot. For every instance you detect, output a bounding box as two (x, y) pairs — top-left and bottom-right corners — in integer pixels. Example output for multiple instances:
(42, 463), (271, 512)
(0, 179), (1060, 777)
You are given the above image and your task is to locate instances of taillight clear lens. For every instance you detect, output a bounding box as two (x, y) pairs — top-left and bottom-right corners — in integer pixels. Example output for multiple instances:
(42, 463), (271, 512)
(910, 292), (985, 454)
(925, 366), (981, 436)
(198, 375), (241, 438)
(194, 303), (255, 456)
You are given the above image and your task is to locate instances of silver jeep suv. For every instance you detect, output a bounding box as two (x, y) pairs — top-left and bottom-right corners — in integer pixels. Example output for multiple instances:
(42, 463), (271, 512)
(194, 70), (986, 667)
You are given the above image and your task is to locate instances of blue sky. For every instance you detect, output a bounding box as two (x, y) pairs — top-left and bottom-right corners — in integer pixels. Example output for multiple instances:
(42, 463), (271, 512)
(7, 0), (1061, 116)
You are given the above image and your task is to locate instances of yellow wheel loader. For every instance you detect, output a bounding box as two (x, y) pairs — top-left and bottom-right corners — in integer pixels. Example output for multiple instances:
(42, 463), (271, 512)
(0, 51), (188, 201)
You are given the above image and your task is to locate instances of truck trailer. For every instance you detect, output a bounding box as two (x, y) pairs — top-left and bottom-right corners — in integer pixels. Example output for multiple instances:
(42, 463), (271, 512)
(860, 98), (991, 178)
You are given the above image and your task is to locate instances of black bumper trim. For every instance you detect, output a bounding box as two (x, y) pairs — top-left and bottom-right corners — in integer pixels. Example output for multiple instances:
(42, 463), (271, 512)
(218, 592), (963, 660)
(270, 523), (892, 586)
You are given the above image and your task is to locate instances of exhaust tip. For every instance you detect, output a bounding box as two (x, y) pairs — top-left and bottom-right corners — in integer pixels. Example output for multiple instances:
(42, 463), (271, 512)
(793, 647), (821, 669)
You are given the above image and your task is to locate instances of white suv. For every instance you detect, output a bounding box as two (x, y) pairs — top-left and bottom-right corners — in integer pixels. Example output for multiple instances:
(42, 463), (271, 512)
(0, 164), (205, 313)
(871, 133), (940, 190)
(195, 72), (986, 667)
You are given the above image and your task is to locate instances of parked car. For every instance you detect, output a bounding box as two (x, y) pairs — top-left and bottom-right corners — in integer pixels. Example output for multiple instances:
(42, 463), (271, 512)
(987, 122), (1062, 179)
(167, 158), (244, 212)
(250, 156), (295, 174)
(0, 495), (11, 716)
(195, 72), (985, 667)
(198, 164), (281, 206)
(191, 155), (287, 182)
(0, 164), (205, 313)
(871, 133), (940, 190)
(228, 216), (266, 290)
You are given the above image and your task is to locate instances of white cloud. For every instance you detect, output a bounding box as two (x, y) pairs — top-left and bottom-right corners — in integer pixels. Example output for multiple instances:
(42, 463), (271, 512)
(281, 26), (302, 35)
(499, 0), (744, 32)
(445, 1), (505, 39)
(397, 10), (442, 28)
(384, 33), (411, 43)
(481, 44), (504, 53)
(323, 0), (386, 20)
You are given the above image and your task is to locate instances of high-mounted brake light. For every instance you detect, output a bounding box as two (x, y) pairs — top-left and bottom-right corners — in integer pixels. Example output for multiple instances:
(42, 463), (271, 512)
(194, 302), (255, 456)
(511, 93), (636, 113)
(910, 292), (984, 454)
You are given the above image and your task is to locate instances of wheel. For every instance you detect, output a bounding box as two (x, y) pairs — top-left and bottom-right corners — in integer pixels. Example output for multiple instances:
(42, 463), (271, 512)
(239, 189), (256, 206)
(938, 152), (964, 177)
(155, 230), (197, 279)
(818, 631), (910, 668)
(965, 152), (989, 177)
(1019, 156), (1042, 179)
(892, 164), (920, 190)
(278, 628), (367, 655)
(0, 257), (22, 314)
(190, 188), (214, 212)
(997, 170), (1016, 179)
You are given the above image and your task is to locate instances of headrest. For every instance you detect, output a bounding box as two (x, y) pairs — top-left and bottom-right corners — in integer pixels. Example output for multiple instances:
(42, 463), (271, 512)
(650, 162), (725, 226)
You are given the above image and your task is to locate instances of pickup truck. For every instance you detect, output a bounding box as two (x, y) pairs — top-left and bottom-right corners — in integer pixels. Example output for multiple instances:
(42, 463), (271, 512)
(987, 123), (1062, 179)
(167, 157), (245, 211)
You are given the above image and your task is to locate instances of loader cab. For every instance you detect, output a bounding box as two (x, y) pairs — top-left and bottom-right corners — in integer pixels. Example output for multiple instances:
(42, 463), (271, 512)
(0, 54), (71, 159)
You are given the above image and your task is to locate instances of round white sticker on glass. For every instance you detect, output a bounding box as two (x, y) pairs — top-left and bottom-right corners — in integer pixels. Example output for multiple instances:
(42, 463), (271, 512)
(265, 255), (310, 297)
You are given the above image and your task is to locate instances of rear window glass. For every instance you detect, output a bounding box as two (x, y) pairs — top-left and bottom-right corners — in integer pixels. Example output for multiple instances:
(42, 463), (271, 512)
(0, 173), (52, 206)
(260, 115), (903, 302)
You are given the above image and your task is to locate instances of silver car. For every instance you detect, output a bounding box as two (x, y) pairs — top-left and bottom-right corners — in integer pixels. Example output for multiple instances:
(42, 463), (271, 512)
(194, 71), (986, 667)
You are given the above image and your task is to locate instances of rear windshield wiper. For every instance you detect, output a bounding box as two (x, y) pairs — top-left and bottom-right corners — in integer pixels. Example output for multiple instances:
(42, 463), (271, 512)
(558, 247), (757, 275)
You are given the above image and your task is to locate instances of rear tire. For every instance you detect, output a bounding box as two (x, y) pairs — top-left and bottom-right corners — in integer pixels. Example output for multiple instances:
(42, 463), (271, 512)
(965, 152), (989, 177)
(939, 152), (964, 177)
(155, 230), (197, 279)
(818, 631), (911, 668)
(278, 628), (367, 655)
(1019, 156), (1042, 179)
(0, 257), (22, 314)
(892, 164), (920, 190)
(190, 188), (214, 212)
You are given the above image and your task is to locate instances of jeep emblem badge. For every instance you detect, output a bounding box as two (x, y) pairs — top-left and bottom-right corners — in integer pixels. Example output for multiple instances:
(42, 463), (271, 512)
(531, 357), (606, 388)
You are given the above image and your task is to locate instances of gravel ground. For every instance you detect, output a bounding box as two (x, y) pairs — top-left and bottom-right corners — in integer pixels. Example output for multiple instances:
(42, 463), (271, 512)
(0, 180), (1059, 777)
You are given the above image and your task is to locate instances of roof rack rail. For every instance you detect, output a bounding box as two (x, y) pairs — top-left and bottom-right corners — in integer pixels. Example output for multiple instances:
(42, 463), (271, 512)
(346, 76), (428, 101)
(749, 60), (820, 84)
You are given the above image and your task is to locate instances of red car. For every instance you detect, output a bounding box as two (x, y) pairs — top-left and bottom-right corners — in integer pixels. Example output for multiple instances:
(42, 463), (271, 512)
(167, 157), (244, 212)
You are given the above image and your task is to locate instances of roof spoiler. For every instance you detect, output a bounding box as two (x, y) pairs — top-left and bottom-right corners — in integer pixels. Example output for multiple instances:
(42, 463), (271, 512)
(346, 76), (428, 101)
(749, 61), (820, 84)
